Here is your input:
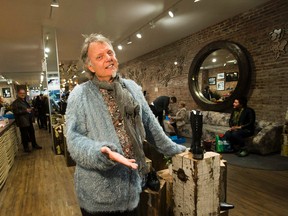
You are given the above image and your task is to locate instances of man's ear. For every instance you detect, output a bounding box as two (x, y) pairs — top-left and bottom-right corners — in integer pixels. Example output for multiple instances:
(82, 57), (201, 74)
(87, 64), (95, 73)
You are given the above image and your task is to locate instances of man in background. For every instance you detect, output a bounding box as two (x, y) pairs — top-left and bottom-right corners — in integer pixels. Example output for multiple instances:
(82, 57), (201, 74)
(224, 97), (255, 157)
(12, 89), (42, 153)
(149, 96), (177, 130)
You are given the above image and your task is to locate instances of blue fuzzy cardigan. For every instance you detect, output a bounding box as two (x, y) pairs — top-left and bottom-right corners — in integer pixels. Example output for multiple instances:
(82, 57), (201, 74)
(66, 78), (186, 213)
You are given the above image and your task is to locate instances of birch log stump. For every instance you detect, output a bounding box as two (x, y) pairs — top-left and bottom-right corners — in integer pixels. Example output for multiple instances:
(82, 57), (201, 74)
(172, 151), (221, 216)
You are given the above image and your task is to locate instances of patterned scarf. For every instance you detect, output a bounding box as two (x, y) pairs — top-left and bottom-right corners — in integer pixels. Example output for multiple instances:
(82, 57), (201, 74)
(92, 75), (149, 178)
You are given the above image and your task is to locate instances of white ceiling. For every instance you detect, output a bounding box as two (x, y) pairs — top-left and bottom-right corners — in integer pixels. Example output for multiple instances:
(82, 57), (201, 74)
(0, 0), (270, 87)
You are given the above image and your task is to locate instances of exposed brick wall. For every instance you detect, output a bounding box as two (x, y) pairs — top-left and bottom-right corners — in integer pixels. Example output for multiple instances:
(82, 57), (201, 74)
(120, 0), (288, 123)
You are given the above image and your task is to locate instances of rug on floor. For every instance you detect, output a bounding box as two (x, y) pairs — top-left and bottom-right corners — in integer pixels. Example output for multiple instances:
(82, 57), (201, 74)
(221, 153), (288, 171)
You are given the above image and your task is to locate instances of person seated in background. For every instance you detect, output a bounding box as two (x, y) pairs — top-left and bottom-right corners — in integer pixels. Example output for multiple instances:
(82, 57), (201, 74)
(224, 97), (255, 157)
(0, 96), (5, 108)
(202, 86), (212, 100)
(167, 101), (187, 138)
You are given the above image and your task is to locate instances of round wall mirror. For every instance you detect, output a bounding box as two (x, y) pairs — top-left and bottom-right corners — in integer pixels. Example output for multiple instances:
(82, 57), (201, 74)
(188, 40), (251, 111)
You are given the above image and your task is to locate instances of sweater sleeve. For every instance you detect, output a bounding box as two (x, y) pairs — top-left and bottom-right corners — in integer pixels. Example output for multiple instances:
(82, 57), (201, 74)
(66, 86), (118, 171)
(124, 80), (186, 156)
(241, 108), (256, 130)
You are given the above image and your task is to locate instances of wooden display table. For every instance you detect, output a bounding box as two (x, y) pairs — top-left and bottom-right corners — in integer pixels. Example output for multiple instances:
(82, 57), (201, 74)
(0, 120), (19, 189)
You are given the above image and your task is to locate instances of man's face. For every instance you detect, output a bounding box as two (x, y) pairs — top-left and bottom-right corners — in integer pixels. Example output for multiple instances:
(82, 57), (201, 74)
(87, 41), (119, 81)
(18, 90), (26, 99)
(233, 99), (241, 109)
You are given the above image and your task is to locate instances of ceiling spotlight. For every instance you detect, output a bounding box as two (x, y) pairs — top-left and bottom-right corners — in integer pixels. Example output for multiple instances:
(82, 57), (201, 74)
(127, 38), (132, 45)
(212, 58), (217, 63)
(194, 0), (201, 2)
(51, 0), (59, 8)
(149, 21), (156, 29)
(174, 61), (178, 65)
(117, 45), (123, 50)
(136, 33), (142, 39)
(168, 11), (174, 18)
(44, 47), (50, 53)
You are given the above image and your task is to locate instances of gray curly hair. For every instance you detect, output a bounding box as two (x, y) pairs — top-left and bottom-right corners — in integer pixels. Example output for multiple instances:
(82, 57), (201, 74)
(80, 33), (114, 76)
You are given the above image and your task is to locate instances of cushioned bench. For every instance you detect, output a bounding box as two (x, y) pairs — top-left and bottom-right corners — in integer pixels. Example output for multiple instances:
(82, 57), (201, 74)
(164, 111), (283, 155)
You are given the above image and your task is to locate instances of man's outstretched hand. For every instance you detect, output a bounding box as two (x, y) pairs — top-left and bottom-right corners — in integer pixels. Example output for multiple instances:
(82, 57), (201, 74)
(101, 146), (138, 170)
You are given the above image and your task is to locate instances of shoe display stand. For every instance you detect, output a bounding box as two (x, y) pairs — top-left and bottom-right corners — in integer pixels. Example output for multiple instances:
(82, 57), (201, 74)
(63, 134), (76, 167)
(0, 120), (19, 190)
(172, 151), (222, 215)
(138, 167), (174, 216)
(51, 114), (65, 155)
(138, 153), (229, 215)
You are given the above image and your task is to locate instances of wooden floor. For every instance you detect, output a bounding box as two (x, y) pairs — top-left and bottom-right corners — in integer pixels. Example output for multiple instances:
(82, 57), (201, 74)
(0, 126), (288, 216)
(0, 125), (81, 216)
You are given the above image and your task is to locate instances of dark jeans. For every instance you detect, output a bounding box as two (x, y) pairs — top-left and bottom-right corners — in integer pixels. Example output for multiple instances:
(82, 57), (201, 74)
(19, 124), (37, 149)
(171, 122), (180, 138)
(224, 129), (252, 150)
(39, 113), (47, 129)
(80, 208), (137, 216)
(149, 105), (164, 130)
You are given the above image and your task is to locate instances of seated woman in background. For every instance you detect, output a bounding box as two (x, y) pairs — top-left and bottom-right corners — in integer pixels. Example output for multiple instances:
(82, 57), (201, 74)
(167, 101), (187, 138)
(0, 96), (5, 108)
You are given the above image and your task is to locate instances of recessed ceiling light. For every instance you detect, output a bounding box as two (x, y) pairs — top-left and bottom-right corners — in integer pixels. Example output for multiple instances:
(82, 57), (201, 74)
(51, 0), (59, 8)
(168, 11), (174, 18)
(136, 33), (142, 39)
(117, 45), (123, 50)
(127, 38), (132, 45)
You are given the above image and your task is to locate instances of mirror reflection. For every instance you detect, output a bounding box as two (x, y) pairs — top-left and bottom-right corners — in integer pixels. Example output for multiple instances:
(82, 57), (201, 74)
(198, 49), (239, 104)
(188, 40), (251, 111)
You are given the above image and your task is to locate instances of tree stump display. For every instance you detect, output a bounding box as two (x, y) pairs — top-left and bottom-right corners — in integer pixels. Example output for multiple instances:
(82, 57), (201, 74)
(172, 151), (221, 216)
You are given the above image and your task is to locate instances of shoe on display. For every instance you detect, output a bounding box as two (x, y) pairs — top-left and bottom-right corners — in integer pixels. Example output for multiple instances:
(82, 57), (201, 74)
(146, 170), (160, 191)
(220, 202), (234, 211)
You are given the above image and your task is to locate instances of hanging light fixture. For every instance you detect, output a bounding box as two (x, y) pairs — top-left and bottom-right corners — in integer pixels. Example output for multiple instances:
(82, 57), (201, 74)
(51, 0), (59, 8)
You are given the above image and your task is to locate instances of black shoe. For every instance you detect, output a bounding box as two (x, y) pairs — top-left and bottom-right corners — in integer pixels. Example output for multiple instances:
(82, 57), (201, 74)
(33, 144), (42, 150)
(146, 170), (160, 191)
(220, 202), (234, 211)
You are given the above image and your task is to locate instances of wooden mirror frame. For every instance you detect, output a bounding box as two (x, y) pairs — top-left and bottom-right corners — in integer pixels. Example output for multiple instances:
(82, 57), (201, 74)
(188, 40), (251, 111)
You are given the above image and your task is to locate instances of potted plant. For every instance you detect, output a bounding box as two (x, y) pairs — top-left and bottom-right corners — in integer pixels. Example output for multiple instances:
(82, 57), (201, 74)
(164, 156), (173, 175)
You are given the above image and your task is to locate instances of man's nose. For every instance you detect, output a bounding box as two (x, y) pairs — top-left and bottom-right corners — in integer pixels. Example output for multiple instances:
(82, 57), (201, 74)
(104, 53), (112, 61)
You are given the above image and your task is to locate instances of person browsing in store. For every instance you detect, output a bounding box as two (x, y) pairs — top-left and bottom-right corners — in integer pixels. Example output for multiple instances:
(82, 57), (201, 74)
(11, 89), (42, 152)
(65, 33), (186, 216)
